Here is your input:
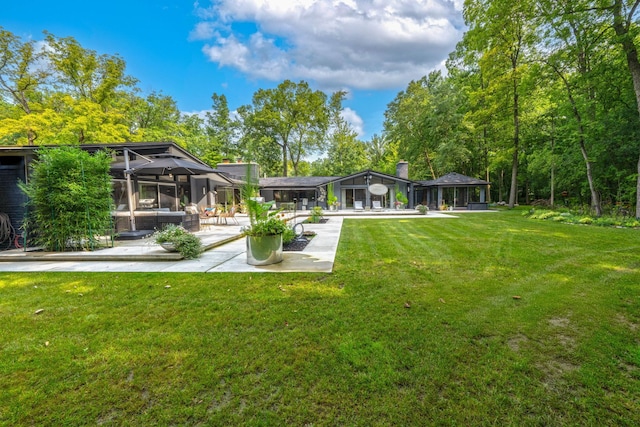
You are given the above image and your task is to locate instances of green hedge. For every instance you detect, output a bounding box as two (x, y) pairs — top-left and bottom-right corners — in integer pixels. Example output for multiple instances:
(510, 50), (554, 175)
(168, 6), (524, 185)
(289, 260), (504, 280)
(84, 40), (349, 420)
(20, 146), (114, 251)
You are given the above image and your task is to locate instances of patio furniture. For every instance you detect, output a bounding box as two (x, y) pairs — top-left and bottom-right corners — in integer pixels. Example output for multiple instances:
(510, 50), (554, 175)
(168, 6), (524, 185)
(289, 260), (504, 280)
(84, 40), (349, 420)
(354, 200), (364, 211)
(372, 200), (382, 211)
(112, 210), (200, 233)
(218, 206), (239, 225)
(199, 207), (218, 228)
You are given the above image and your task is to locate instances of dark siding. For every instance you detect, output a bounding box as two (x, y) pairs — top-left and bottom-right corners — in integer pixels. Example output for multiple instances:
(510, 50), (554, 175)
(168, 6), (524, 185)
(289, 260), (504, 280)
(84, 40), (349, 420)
(0, 157), (27, 248)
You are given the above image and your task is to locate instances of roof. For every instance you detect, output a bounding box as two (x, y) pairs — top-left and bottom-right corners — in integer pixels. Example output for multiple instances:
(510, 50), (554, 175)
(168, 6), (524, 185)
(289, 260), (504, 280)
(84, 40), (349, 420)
(330, 169), (415, 184)
(418, 172), (490, 187)
(259, 176), (338, 188)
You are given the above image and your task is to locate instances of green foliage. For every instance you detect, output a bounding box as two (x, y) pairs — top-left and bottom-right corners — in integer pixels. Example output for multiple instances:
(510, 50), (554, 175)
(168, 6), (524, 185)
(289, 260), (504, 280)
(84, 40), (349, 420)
(327, 182), (338, 207)
(243, 213), (289, 237)
(395, 186), (408, 205)
(242, 164), (288, 237)
(308, 206), (324, 223)
(526, 208), (640, 229)
(281, 224), (296, 244)
(237, 80), (339, 176)
(19, 146), (113, 251)
(153, 224), (203, 259)
(0, 28), (214, 146)
(416, 204), (428, 214)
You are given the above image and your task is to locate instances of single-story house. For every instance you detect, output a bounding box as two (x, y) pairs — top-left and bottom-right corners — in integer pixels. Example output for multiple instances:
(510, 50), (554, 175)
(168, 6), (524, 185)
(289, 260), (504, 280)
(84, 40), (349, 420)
(0, 142), (490, 248)
(0, 142), (238, 242)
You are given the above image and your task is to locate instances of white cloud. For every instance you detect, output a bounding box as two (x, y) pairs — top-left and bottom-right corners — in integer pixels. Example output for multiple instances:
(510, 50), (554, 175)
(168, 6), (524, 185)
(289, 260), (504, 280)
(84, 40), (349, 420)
(193, 0), (465, 90)
(341, 107), (364, 138)
(189, 22), (218, 41)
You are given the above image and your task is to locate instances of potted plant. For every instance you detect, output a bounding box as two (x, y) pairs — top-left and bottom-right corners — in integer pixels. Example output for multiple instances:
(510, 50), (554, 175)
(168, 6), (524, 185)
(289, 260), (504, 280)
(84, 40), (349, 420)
(243, 199), (288, 265)
(416, 204), (429, 215)
(154, 224), (203, 259)
(242, 166), (288, 265)
(395, 189), (408, 210)
(327, 182), (339, 211)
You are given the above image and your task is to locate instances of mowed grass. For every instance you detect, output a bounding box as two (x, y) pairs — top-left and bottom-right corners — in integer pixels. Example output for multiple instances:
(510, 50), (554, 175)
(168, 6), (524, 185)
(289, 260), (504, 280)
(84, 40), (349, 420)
(1, 210), (638, 425)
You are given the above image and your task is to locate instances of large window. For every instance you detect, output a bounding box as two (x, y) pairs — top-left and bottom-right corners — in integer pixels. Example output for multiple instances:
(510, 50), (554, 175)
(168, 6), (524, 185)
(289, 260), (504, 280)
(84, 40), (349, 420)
(342, 188), (366, 208)
(137, 181), (178, 210)
(273, 190), (316, 207)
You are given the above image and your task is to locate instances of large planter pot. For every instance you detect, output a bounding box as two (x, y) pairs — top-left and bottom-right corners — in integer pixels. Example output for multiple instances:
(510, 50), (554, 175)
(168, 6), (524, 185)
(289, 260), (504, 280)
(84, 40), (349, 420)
(246, 234), (283, 265)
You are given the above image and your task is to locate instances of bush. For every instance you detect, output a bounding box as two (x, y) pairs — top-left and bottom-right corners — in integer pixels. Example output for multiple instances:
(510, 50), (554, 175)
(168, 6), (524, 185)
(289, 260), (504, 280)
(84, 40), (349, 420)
(526, 207), (640, 229)
(19, 146), (113, 251)
(308, 206), (324, 223)
(282, 225), (296, 244)
(416, 204), (428, 214)
(154, 225), (203, 259)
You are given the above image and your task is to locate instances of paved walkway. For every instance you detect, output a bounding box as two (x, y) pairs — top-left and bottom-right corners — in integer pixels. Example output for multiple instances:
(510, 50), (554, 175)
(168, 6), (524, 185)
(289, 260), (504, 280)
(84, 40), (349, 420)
(0, 210), (477, 273)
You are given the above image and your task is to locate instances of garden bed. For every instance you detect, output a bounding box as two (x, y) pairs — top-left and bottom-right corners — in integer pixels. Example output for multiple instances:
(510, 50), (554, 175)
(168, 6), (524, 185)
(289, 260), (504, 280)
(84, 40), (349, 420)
(283, 231), (316, 251)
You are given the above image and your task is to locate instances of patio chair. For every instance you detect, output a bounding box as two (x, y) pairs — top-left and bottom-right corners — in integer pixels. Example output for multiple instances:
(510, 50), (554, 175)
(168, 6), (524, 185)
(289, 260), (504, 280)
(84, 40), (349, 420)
(354, 200), (364, 211)
(218, 206), (239, 225)
(372, 200), (382, 211)
(199, 207), (217, 228)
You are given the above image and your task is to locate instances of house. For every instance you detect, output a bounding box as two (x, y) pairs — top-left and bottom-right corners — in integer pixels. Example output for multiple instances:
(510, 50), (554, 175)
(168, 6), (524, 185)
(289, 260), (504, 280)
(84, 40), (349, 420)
(0, 142), (490, 249)
(181, 158), (490, 212)
(255, 162), (415, 210)
(0, 142), (238, 243)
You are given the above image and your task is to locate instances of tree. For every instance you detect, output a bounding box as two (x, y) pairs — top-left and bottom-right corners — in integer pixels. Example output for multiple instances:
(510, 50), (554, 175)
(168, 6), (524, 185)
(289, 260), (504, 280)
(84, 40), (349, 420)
(0, 27), (50, 144)
(365, 134), (395, 174)
(538, 0), (607, 215)
(0, 29), (142, 145)
(205, 93), (237, 161)
(463, 0), (538, 207)
(238, 80), (337, 176)
(44, 32), (136, 107)
(323, 122), (368, 176)
(609, 0), (640, 217)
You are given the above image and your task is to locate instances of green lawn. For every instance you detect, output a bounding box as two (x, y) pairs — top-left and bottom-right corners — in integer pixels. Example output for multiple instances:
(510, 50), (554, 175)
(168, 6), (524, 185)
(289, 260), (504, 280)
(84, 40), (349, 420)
(1, 210), (639, 425)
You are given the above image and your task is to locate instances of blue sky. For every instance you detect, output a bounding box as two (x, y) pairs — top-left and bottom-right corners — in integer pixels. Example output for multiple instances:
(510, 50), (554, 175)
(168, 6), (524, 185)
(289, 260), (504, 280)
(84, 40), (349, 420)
(4, 0), (465, 141)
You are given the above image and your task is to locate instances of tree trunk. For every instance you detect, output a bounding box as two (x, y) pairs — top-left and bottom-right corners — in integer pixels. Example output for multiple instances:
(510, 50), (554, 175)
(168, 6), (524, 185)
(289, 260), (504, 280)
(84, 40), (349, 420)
(424, 147), (436, 179)
(612, 0), (640, 217)
(508, 82), (519, 208)
(579, 137), (601, 216)
(281, 144), (288, 177)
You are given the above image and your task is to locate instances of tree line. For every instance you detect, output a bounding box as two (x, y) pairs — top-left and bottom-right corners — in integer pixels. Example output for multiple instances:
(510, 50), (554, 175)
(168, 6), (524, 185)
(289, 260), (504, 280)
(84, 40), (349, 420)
(2, 1), (640, 217)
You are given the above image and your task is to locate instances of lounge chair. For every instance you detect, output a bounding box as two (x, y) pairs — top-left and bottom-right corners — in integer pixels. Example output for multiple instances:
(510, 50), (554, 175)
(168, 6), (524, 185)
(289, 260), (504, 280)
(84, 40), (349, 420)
(354, 200), (364, 211)
(372, 200), (382, 211)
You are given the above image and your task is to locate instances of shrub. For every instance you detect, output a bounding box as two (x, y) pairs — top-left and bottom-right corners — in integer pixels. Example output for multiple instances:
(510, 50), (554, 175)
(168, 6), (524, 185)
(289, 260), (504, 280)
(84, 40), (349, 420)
(527, 207), (640, 229)
(19, 146), (113, 251)
(282, 225), (296, 244)
(154, 225), (203, 259)
(308, 206), (324, 223)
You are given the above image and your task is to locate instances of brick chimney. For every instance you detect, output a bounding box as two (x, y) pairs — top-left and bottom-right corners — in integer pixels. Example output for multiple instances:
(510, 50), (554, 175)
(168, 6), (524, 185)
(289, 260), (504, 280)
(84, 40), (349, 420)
(396, 161), (408, 179)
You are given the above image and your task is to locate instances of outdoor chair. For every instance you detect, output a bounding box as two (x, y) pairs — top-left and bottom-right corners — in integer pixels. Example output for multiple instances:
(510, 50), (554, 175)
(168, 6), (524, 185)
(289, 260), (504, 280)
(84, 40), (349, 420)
(199, 207), (217, 228)
(218, 206), (239, 225)
(354, 200), (364, 211)
(372, 200), (382, 211)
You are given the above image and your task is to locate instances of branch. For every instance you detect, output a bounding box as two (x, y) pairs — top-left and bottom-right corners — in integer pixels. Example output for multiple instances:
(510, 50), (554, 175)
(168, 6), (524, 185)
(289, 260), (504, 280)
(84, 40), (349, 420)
(627, 0), (640, 30)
